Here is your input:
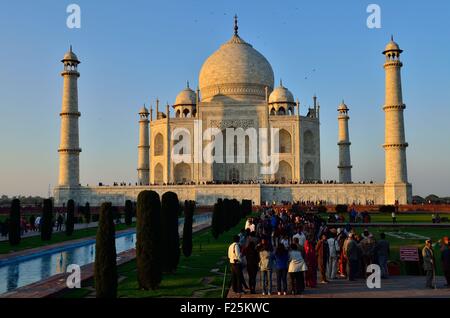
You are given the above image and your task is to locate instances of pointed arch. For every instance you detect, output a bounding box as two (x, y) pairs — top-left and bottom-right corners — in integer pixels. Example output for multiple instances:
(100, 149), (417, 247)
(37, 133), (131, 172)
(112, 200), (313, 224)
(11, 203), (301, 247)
(304, 161), (314, 181)
(275, 160), (292, 183)
(278, 129), (292, 153)
(154, 133), (164, 156)
(304, 130), (314, 155)
(154, 163), (164, 184)
(174, 163), (191, 184)
(278, 107), (286, 115)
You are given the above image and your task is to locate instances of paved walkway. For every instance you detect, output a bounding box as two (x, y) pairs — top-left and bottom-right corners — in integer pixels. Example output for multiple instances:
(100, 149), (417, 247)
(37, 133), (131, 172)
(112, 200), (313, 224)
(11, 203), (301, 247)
(228, 274), (450, 298)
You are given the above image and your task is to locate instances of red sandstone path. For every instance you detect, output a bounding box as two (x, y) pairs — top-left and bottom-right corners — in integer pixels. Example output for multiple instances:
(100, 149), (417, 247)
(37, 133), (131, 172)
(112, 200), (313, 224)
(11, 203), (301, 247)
(227, 274), (450, 298)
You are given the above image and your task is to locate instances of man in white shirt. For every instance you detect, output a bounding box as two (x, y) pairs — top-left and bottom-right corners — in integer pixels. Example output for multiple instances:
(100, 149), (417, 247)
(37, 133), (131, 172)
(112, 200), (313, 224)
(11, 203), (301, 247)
(292, 228), (306, 247)
(327, 235), (339, 280)
(228, 235), (243, 293)
(245, 218), (256, 233)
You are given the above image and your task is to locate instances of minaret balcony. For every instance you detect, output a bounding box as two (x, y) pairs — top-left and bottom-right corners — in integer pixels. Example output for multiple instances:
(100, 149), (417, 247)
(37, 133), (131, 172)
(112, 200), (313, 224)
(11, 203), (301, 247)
(61, 70), (80, 77)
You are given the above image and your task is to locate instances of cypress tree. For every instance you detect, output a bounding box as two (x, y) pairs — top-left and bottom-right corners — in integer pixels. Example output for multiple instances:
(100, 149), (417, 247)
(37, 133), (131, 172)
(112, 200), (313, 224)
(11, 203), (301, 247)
(124, 200), (133, 226)
(182, 200), (195, 257)
(136, 190), (162, 290)
(242, 199), (252, 218)
(84, 202), (91, 223)
(217, 198), (225, 235)
(161, 191), (181, 273)
(9, 199), (21, 245)
(65, 199), (75, 236)
(233, 199), (241, 226)
(41, 199), (53, 241)
(223, 199), (232, 231)
(94, 202), (118, 298)
(211, 200), (221, 239)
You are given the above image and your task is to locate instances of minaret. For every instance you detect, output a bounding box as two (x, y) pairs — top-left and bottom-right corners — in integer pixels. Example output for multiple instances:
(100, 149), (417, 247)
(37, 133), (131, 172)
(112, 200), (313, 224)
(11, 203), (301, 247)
(137, 105), (150, 185)
(337, 101), (352, 183)
(382, 36), (411, 204)
(58, 46), (81, 188)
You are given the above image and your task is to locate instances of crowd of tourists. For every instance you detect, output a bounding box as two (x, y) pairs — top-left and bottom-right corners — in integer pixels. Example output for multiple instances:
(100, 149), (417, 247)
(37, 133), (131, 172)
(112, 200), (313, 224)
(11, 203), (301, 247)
(228, 205), (450, 295)
(0, 213), (67, 238)
(102, 178), (377, 187)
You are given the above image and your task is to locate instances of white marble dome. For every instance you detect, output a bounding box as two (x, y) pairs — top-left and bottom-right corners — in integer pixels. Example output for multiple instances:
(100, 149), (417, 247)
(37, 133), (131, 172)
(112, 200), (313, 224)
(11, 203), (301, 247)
(139, 105), (148, 114)
(269, 82), (295, 104)
(199, 34), (274, 101)
(175, 86), (196, 105)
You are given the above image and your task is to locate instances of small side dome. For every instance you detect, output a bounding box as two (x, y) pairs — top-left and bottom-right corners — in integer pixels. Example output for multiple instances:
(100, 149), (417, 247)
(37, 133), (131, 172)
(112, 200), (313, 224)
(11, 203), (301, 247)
(174, 83), (196, 106)
(338, 100), (349, 112)
(139, 105), (149, 114)
(268, 81), (295, 104)
(383, 36), (403, 54)
(62, 46), (80, 62)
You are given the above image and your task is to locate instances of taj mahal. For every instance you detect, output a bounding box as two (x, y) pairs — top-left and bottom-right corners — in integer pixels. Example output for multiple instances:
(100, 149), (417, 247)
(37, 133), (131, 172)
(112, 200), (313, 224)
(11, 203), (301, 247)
(54, 17), (412, 207)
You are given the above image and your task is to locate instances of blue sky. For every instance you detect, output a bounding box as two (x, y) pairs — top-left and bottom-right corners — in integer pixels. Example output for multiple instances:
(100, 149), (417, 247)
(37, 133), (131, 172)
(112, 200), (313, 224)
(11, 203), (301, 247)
(0, 0), (449, 197)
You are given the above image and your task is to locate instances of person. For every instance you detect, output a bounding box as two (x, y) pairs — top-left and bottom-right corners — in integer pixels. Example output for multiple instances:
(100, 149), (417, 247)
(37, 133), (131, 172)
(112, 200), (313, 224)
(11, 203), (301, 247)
(280, 235), (289, 249)
(288, 243), (307, 294)
(238, 229), (247, 246)
(245, 218), (255, 233)
(29, 215), (36, 231)
(228, 235), (244, 294)
(375, 232), (390, 278)
(391, 211), (397, 224)
(292, 227), (306, 247)
(422, 239), (435, 289)
(316, 233), (329, 283)
(338, 232), (348, 278)
(56, 213), (64, 232)
(245, 218), (252, 230)
(326, 233), (339, 280)
(20, 217), (27, 235)
(243, 241), (259, 294)
(274, 244), (289, 295)
(439, 236), (450, 287)
(258, 240), (274, 295)
(345, 233), (359, 281)
(359, 233), (376, 276)
(35, 216), (41, 232)
(304, 235), (317, 288)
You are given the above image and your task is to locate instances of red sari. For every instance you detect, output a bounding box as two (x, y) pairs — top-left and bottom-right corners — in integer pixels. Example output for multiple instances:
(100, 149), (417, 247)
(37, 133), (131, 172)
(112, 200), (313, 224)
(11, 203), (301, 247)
(304, 240), (317, 288)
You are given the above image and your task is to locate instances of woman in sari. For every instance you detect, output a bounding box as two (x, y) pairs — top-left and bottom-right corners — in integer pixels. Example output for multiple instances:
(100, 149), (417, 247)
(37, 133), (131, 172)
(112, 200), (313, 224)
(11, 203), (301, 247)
(304, 235), (317, 288)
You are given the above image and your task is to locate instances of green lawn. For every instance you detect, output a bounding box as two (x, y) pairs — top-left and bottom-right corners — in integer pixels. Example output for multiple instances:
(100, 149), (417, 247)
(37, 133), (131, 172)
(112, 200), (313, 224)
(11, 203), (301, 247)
(61, 218), (250, 298)
(0, 223), (135, 255)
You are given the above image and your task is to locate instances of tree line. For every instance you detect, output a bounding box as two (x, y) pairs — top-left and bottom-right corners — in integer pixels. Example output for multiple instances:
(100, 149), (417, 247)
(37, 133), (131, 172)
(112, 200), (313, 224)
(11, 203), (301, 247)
(211, 198), (252, 240)
(95, 191), (195, 297)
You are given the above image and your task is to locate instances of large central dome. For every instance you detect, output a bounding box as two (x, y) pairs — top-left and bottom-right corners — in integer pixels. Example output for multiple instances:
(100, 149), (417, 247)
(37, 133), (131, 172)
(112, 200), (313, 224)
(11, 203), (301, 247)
(199, 23), (274, 102)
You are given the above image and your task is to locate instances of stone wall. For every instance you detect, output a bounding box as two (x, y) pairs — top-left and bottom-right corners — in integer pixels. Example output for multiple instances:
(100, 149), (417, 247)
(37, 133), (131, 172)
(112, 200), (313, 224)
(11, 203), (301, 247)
(54, 183), (387, 207)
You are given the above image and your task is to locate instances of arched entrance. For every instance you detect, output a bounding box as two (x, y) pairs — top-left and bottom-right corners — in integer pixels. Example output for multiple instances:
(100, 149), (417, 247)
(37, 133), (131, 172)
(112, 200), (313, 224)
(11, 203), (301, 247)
(275, 160), (292, 183)
(154, 163), (164, 184)
(174, 163), (191, 184)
